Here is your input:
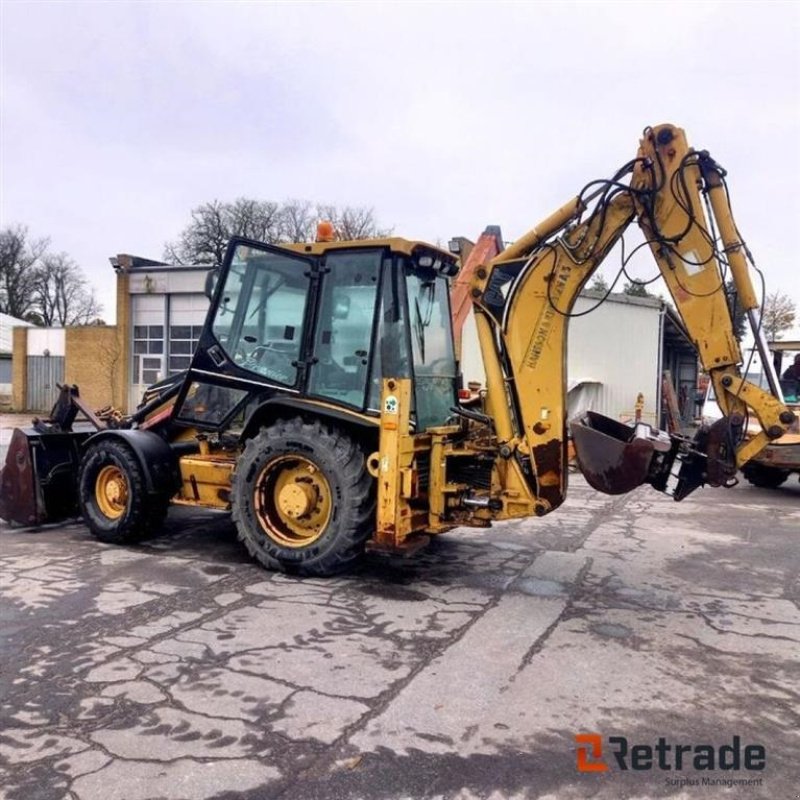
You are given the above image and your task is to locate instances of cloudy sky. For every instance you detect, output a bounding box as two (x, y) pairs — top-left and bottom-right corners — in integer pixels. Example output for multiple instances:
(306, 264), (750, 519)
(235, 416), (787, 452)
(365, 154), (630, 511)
(2, 1), (798, 335)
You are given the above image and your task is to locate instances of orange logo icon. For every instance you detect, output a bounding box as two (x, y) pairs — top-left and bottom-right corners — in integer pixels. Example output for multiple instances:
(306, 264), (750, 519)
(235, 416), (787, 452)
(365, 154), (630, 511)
(576, 733), (609, 772)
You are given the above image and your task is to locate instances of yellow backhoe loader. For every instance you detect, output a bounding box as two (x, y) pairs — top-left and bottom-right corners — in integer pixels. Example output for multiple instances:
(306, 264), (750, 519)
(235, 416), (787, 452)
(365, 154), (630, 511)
(1, 124), (795, 575)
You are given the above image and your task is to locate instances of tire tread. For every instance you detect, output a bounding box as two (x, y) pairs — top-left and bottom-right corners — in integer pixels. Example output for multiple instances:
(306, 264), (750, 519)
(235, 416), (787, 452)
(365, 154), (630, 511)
(231, 418), (375, 576)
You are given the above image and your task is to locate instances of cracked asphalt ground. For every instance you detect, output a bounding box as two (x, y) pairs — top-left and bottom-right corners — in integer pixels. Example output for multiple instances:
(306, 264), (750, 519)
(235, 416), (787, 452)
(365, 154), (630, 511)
(0, 461), (798, 799)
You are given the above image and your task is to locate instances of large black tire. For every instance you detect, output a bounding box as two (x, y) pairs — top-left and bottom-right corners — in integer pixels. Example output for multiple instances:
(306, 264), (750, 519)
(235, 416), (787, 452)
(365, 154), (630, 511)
(78, 439), (170, 544)
(741, 462), (790, 489)
(231, 418), (375, 576)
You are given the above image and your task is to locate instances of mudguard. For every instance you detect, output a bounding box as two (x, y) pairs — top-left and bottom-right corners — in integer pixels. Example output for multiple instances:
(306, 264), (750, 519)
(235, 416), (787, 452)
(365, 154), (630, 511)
(82, 430), (182, 497)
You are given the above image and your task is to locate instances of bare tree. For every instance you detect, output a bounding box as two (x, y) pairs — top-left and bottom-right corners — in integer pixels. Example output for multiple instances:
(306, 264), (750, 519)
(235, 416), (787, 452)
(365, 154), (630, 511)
(165, 198), (284, 264)
(164, 198), (390, 264)
(230, 198), (282, 243)
(32, 252), (102, 326)
(279, 199), (315, 243)
(315, 204), (392, 240)
(164, 200), (228, 266)
(762, 291), (796, 341)
(623, 280), (653, 298)
(0, 225), (49, 319)
(98, 330), (123, 409)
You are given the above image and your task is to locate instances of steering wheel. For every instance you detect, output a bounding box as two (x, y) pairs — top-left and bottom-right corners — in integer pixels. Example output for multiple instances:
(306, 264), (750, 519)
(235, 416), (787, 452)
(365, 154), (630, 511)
(244, 342), (296, 384)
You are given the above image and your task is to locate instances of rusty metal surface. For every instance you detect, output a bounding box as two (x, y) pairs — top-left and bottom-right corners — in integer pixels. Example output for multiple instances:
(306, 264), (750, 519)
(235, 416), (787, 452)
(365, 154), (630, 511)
(704, 418), (739, 487)
(531, 439), (564, 509)
(0, 427), (90, 527)
(570, 412), (654, 495)
(0, 428), (42, 525)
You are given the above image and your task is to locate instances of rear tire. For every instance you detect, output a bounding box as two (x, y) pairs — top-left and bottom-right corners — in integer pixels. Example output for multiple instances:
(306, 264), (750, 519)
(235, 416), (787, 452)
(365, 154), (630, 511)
(231, 418), (375, 576)
(78, 439), (169, 543)
(741, 462), (790, 489)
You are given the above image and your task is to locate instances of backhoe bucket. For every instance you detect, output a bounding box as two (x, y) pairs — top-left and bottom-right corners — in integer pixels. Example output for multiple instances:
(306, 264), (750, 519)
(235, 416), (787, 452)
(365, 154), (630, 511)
(0, 428), (90, 526)
(570, 411), (671, 495)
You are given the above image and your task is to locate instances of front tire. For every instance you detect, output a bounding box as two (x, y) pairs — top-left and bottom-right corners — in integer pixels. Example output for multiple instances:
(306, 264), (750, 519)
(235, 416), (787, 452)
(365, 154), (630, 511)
(741, 462), (790, 489)
(78, 439), (169, 543)
(231, 419), (375, 576)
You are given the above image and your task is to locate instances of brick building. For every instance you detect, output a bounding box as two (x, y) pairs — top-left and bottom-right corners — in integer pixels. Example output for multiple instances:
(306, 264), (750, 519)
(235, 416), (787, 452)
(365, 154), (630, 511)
(111, 254), (209, 411)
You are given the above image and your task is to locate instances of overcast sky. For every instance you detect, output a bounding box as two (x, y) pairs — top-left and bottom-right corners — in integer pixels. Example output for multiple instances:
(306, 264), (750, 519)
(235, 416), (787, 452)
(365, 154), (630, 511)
(1, 1), (798, 336)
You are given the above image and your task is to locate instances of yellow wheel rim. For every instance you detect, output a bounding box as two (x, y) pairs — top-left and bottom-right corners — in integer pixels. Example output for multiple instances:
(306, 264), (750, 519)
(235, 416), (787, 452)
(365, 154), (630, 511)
(95, 465), (129, 520)
(253, 455), (332, 548)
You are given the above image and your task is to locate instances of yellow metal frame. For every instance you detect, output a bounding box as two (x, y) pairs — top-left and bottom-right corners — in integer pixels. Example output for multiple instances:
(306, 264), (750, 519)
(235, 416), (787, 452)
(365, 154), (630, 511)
(282, 237), (457, 265)
(369, 375), (539, 552)
(370, 378), (435, 553)
(174, 452), (235, 510)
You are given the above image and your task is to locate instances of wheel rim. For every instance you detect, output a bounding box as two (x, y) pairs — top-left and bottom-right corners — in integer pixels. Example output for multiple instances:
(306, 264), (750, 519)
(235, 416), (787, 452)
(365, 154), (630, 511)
(95, 465), (129, 520)
(253, 455), (332, 548)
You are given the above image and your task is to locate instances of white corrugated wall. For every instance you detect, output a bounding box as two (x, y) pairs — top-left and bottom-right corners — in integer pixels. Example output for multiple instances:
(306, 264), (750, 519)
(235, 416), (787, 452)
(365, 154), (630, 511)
(567, 295), (662, 424)
(459, 293), (663, 425)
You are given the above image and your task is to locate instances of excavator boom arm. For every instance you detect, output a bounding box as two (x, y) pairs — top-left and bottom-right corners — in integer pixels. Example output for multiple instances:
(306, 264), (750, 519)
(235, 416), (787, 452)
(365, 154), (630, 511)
(469, 123), (795, 509)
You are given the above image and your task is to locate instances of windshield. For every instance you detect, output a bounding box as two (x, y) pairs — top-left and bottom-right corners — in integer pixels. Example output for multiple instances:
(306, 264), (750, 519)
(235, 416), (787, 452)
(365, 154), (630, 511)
(405, 266), (457, 429)
(779, 351), (799, 402)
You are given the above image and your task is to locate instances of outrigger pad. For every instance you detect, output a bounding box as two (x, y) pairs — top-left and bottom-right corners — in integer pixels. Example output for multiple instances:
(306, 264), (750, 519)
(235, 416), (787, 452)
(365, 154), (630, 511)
(570, 411), (672, 495)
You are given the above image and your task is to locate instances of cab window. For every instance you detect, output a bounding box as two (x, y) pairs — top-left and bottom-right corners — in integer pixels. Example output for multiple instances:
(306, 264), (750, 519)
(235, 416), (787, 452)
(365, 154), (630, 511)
(406, 267), (457, 429)
(307, 250), (382, 407)
(211, 243), (311, 386)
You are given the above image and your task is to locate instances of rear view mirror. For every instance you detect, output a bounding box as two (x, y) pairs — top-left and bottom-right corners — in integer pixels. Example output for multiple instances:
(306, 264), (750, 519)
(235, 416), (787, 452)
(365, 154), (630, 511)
(204, 267), (219, 300)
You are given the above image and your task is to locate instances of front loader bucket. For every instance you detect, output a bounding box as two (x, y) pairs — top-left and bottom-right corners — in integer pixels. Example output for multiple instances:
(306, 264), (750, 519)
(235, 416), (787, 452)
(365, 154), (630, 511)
(0, 428), (91, 526)
(570, 411), (671, 495)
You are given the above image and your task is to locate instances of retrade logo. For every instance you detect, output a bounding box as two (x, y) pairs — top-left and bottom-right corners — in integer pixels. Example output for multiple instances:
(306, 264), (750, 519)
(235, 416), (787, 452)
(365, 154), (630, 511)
(574, 733), (766, 774)
(575, 734), (608, 772)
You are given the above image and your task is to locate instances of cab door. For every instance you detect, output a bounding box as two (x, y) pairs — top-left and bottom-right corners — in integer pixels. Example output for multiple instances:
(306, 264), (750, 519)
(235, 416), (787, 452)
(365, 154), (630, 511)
(306, 249), (383, 410)
(175, 239), (316, 429)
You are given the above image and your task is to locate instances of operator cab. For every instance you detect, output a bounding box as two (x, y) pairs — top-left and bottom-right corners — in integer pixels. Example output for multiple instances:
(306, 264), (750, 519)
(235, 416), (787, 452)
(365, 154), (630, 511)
(175, 237), (459, 432)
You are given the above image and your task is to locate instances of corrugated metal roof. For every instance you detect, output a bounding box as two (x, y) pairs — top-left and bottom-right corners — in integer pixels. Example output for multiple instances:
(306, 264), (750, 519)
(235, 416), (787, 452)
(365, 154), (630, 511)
(0, 313), (34, 354)
(581, 289), (663, 309)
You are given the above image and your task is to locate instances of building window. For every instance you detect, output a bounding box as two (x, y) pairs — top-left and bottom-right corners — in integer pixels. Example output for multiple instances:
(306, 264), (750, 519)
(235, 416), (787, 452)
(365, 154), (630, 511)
(168, 325), (203, 375)
(132, 325), (164, 384)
